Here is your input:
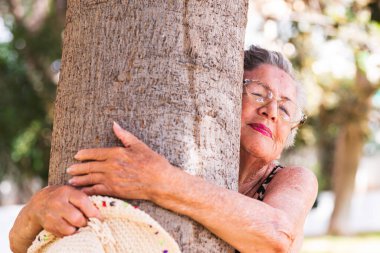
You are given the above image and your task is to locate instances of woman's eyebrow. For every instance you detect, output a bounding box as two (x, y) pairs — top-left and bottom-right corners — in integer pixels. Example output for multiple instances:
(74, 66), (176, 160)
(281, 95), (293, 102)
(257, 80), (271, 91)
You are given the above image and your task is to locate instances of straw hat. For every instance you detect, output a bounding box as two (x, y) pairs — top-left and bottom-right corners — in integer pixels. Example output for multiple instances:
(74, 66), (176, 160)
(27, 195), (181, 253)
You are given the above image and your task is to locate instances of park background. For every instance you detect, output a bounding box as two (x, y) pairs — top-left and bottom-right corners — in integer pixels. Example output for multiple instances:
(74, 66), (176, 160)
(1, 0), (380, 252)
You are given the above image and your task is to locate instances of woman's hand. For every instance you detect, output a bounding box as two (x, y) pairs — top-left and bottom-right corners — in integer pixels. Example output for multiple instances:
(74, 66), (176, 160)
(9, 185), (101, 253)
(30, 185), (101, 236)
(67, 122), (176, 201)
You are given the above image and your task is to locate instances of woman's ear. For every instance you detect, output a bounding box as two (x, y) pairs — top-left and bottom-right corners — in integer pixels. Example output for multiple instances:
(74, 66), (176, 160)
(284, 128), (298, 149)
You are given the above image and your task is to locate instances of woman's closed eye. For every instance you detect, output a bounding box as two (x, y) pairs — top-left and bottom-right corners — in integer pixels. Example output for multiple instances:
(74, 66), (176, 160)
(251, 92), (266, 103)
(279, 105), (290, 116)
(251, 92), (264, 97)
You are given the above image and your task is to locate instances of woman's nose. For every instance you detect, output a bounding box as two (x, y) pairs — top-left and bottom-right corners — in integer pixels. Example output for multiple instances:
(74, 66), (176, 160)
(257, 101), (278, 121)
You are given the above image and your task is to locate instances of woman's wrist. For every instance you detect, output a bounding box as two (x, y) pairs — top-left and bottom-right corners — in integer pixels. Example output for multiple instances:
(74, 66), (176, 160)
(20, 202), (43, 237)
(150, 165), (205, 217)
(9, 203), (42, 253)
(149, 164), (188, 208)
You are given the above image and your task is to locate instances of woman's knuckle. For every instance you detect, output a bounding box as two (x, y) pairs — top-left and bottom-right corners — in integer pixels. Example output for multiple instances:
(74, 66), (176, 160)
(75, 191), (88, 202)
(57, 185), (74, 196)
(95, 184), (107, 194)
(85, 162), (92, 173)
(52, 199), (66, 210)
(116, 147), (129, 158)
(83, 187), (93, 195)
(61, 185), (72, 191)
(44, 223), (57, 234)
(61, 226), (76, 236)
(71, 213), (86, 226)
(113, 159), (122, 168)
(44, 212), (56, 223)
(55, 222), (66, 232)
(108, 159), (120, 169)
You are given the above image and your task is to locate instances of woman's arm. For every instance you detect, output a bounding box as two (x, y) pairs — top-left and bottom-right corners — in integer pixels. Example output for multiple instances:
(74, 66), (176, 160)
(9, 202), (42, 253)
(9, 186), (101, 253)
(151, 165), (317, 253)
(68, 123), (318, 253)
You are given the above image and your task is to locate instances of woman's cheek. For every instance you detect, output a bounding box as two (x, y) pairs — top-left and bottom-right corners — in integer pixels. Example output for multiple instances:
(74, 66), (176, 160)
(276, 125), (291, 148)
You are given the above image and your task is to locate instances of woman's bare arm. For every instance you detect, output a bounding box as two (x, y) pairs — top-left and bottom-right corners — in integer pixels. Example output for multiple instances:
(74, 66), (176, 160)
(150, 165), (317, 253)
(9, 203), (42, 253)
(68, 123), (318, 253)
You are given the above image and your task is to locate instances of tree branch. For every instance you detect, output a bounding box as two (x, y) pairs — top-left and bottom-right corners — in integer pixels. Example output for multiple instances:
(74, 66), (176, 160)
(4, 0), (50, 33)
(4, 0), (25, 25)
(25, 0), (50, 33)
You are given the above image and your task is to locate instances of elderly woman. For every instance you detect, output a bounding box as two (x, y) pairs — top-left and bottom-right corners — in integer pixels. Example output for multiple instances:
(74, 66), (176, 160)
(10, 45), (317, 253)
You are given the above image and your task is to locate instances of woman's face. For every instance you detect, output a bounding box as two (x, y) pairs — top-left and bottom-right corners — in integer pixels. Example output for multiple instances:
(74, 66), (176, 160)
(240, 64), (297, 163)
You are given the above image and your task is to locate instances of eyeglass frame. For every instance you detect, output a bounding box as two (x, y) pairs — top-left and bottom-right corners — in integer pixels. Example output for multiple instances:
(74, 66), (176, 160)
(242, 79), (307, 129)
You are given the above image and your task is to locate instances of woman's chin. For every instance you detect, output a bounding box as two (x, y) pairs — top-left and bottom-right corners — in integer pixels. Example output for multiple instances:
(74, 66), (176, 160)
(241, 135), (279, 161)
(243, 143), (272, 160)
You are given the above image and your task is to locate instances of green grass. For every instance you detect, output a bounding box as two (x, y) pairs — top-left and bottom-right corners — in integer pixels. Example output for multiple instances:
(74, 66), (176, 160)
(301, 233), (380, 253)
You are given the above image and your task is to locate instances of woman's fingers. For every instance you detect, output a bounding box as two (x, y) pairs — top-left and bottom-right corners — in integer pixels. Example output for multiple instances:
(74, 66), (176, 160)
(68, 189), (101, 219)
(61, 204), (88, 228)
(113, 121), (140, 147)
(81, 184), (109, 196)
(74, 147), (115, 161)
(67, 161), (105, 176)
(68, 173), (104, 187)
(39, 186), (98, 237)
(23, 185), (105, 240)
(66, 123), (158, 201)
(45, 217), (77, 238)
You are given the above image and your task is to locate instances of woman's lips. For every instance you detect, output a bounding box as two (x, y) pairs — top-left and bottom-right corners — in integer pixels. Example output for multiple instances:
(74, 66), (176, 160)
(248, 123), (273, 139)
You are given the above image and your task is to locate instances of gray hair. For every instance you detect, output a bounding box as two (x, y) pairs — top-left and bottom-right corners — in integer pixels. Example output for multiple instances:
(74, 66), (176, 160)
(244, 45), (306, 148)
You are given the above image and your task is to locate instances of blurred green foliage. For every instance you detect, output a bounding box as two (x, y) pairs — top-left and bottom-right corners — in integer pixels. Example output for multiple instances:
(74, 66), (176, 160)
(0, 0), (64, 185)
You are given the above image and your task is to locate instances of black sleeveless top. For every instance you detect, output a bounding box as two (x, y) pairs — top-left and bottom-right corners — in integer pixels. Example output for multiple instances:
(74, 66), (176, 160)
(235, 164), (284, 253)
(253, 164), (283, 201)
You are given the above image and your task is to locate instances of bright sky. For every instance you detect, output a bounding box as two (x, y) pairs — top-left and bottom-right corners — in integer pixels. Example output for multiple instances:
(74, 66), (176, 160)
(0, 17), (13, 43)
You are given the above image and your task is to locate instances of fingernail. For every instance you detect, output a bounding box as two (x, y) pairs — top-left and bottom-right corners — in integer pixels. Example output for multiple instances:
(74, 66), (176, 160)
(113, 121), (121, 129)
(66, 167), (73, 173)
(68, 178), (75, 185)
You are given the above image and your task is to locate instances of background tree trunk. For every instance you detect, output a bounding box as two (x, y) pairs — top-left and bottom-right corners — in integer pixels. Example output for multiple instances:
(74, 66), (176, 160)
(48, 0), (248, 251)
(328, 122), (366, 235)
(328, 65), (378, 235)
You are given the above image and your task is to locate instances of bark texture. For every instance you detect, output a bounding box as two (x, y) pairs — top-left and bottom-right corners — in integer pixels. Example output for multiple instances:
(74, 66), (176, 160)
(49, 0), (248, 251)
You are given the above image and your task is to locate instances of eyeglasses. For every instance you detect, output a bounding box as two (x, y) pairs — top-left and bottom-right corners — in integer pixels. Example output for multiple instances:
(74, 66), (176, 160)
(243, 79), (307, 127)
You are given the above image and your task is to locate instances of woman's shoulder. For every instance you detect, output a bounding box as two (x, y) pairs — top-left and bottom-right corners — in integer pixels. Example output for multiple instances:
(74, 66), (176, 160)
(279, 165), (317, 179)
(267, 164), (318, 197)
(264, 165), (318, 230)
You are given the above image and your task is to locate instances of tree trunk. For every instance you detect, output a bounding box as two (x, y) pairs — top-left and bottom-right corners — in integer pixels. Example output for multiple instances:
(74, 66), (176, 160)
(48, 0), (247, 251)
(328, 66), (377, 235)
(328, 122), (366, 235)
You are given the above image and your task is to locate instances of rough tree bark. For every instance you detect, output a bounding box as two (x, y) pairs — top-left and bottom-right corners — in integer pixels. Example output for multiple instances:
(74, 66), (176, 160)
(49, 0), (248, 251)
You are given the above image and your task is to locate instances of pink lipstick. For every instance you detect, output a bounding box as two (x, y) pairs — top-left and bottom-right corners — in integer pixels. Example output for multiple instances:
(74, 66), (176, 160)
(249, 123), (273, 139)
